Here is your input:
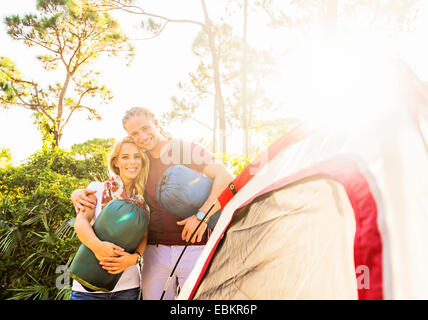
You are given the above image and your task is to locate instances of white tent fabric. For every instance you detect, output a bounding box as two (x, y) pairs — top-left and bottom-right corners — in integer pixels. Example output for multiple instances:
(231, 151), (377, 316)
(177, 58), (428, 300)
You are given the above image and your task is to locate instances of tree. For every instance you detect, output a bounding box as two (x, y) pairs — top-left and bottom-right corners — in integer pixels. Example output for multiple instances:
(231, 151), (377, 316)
(0, 0), (134, 148)
(86, 0), (231, 158)
(165, 22), (241, 153)
(165, 20), (277, 158)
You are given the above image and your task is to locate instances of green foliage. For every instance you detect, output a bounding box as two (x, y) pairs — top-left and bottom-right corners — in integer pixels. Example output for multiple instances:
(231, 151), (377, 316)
(223, 153), (252, 176)
(0, 138), (111, 300)
(0, 148), (13, 168)
(0, 57), (21, 103)
(70, 137), (115, 182)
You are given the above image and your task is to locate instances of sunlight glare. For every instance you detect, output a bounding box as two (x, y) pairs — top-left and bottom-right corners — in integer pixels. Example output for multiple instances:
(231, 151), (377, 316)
(272, 36), (402, 135)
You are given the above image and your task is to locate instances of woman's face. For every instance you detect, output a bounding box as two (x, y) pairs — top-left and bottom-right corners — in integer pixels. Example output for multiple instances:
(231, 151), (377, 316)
(114, 143), (143, 184)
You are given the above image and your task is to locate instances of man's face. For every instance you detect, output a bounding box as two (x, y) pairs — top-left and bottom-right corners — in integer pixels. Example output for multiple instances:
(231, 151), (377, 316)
(124, 115), (161, 151)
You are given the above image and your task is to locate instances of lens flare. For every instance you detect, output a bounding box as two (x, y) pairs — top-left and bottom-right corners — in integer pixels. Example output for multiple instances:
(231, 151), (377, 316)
(116, 211), (135, 223)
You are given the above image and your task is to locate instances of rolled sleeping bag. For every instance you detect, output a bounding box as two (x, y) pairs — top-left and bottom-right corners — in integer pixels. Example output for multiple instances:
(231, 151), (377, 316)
(156, 165), (221, 230)
(70, 199), (149, 292)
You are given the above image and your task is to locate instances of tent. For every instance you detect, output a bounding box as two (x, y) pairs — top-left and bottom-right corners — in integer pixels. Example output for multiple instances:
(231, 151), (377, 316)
(177, 57), (428, 300)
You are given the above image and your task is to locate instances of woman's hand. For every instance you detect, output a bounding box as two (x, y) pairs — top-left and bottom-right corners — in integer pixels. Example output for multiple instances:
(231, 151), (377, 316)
(92, 241), (124, 263)
(100, 250), (138, 275)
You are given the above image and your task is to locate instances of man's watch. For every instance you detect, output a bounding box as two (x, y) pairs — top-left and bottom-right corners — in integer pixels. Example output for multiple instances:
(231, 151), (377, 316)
(196, 211), (209, 224)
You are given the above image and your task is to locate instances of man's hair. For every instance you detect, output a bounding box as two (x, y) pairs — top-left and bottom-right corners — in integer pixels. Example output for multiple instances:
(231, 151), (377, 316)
(122, 106), (171, 139)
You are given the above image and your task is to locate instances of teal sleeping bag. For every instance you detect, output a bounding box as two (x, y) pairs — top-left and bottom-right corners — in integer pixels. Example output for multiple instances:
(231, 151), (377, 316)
(70, 199), (149, 292)
(156, 165), (221, 230)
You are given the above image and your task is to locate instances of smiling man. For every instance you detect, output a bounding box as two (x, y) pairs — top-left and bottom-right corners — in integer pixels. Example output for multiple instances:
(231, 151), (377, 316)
(71, 106), (233, 300)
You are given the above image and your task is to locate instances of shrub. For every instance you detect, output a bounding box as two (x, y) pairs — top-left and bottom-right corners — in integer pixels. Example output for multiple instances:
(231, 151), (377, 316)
(0, 140), (112, 299)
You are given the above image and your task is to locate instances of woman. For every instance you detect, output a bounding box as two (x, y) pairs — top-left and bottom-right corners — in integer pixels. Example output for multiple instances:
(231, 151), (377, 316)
(69, 136), (150, 300)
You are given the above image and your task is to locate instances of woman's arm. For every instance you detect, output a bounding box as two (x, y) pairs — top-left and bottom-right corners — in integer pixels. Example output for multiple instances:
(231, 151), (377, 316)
(73, 194), (124, 261)
(100, 228), (149, 275)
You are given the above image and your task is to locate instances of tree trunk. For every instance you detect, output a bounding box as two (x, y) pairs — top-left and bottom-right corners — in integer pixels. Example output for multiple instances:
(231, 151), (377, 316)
(242, 0), (248, 159)
(321, 0), (338, 40)
(55, 71), (71, 148)
(213, 102), (217, 154)
(53, 130), (60, 149)
(201, 0), (227, 161)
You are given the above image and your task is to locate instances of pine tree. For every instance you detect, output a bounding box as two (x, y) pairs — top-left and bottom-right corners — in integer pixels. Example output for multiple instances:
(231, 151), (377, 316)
(0, 0), (134, 148)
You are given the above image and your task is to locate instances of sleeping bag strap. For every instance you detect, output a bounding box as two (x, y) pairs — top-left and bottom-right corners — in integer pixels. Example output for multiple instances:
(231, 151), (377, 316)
(160, 202), (216, 300)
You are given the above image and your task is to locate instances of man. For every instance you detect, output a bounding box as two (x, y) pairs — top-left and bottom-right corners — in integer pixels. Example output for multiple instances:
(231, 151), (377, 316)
(71, 106), (234, 299)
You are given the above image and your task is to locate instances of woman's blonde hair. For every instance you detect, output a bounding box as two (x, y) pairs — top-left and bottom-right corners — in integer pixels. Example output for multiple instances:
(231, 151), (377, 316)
(108, 136), (149, 196)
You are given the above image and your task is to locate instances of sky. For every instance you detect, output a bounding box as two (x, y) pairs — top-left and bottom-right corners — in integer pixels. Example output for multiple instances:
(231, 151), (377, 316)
(0, 0), (206, 163)
(2, 0), (428, 164)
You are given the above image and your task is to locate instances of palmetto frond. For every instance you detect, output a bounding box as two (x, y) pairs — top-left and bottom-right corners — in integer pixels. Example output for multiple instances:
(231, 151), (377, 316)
(54, 286), (71, 300)
(7, 275), (51, 300)
(0, 228), (20, 257)
(55, 217), (75, 239)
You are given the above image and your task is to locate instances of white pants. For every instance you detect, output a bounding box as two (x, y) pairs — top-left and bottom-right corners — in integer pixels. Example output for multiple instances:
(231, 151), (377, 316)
(141, 244), (204, 300)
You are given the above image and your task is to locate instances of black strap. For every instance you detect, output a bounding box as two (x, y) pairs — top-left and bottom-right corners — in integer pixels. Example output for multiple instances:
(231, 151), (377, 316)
(160, 202), (216, 300)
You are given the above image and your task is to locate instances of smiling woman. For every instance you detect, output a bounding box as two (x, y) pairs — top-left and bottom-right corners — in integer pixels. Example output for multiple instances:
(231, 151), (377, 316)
(69, 136), (150, 299)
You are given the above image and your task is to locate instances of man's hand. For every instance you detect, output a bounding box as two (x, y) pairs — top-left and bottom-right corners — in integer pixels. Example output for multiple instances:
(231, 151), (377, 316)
(176, 215), (207, 243)
(71, 189), (97, 213)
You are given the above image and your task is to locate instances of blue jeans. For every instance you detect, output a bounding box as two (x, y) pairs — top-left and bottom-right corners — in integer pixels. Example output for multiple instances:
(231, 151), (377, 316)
(69, 287), (141, 300)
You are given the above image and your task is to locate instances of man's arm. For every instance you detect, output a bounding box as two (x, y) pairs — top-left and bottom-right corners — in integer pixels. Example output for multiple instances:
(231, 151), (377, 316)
(177, 160), (234, 243)
(71, 188), (97, 213)
(199, 160), (233, 216)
